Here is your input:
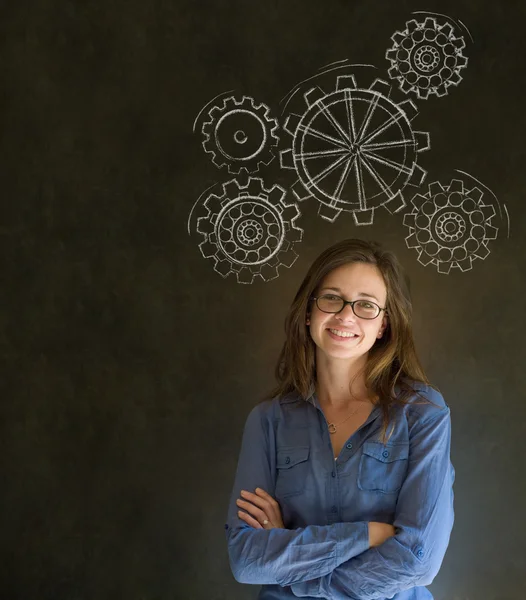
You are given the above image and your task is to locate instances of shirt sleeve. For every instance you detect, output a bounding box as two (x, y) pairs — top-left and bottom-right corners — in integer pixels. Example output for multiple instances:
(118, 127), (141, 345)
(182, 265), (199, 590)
(225, 401), (370, 588)
(291, 401), (455, 599)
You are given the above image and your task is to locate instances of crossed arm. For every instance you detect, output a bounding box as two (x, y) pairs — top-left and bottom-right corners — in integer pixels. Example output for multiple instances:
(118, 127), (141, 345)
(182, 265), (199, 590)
(225, 399), (454, 599)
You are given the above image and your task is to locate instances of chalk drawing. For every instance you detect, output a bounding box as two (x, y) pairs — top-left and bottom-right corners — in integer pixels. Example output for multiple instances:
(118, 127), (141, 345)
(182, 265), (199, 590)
(386, 17), (468, 99)
(403, 177), (499, 273)
(280, 75), (430, 225)
(201, 96), (279, 174)
(196, 178), (303, 284)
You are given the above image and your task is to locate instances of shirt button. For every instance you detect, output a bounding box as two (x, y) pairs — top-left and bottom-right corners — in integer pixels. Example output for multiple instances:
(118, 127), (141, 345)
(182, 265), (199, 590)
(285, 456), (291, 464)
(346, 443), (353, 449)
(331, 471), (336, 477)
(382, 450), (389, 458)
(415, 547), (424, 558)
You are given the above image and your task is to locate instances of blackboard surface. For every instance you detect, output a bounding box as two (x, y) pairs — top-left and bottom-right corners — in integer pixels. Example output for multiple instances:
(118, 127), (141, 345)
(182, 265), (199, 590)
(1, 1), (525, 599)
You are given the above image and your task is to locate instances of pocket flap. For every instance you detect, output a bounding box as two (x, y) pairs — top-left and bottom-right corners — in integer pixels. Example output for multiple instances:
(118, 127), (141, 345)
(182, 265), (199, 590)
(362, 441), (409, 463)
(276, 446), (310, 469)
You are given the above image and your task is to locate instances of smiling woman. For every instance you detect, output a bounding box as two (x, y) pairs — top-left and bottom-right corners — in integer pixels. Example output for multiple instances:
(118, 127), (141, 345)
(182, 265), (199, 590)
(224, 238), (455, 600)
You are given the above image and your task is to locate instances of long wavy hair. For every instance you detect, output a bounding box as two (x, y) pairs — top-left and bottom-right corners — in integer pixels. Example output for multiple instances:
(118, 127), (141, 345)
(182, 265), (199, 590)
(263, 238), (439, 443)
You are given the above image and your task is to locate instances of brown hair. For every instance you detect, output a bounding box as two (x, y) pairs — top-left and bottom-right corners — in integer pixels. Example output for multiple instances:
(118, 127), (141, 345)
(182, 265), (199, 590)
(263, 238), (439, 443)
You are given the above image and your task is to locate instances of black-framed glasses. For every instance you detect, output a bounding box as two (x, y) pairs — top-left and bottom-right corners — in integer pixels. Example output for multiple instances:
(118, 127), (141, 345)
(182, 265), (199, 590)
(311, 294), (387, 320)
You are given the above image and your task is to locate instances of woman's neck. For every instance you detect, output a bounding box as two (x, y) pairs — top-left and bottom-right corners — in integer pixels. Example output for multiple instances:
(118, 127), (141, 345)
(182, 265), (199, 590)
(315, 352), (373, 410)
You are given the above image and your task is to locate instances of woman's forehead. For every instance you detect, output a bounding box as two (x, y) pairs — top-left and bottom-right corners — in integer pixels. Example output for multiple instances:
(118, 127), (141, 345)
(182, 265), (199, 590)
(318, 263), (387, 298)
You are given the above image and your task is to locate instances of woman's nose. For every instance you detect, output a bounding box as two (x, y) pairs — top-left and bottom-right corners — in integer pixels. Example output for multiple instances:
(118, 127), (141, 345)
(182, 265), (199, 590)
(336, 303), (357, 321)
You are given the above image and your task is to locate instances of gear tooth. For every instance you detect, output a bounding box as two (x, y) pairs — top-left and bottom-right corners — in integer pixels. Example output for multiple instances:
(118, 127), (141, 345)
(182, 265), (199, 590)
(386, 48), (398, 61)
(369, 78), (391, 97)
(457, 257), (473, 272)
(284, 113), (302, 136)
(468, 186), (483, 203)
(199, 240), (219, 260)
(292, 180), (312, 202)
(406, 19), (420, 32)
(257, 154), (276, 169)
(204, 194), (225, 214)
(245, 177), (264, 196)
(418, 87), (430, 100)
(403, 213), (416, 228)
(288, 224), (304, 243)
(238, 96), (252, 108)
(423, 17), (437, 30)
(411, 193), (428, 208)
(415, 131), (431, 152)
(448, 179), (464, 193)
(280, 204), (300, 223)
(209, 105), (221, 119)
(387, 65), (400, 79)
(485, 225), (499, 240)
(392, 31), (405, 45)
(304, 86), (325, 107)
(415, 250), (433, 266)
(353, 208), (374, 226)
(400, 80), (414, 94)
(435, 85), (448, 97)
(215, 259), (234, 278)
(268, 184), (286, 204)
(407, 164), (427, 187)
(280, 148), (295, 169)
(259, 263), (280, 282)
(336, 75), (357, 90)
(236, 266), (255, 284)
(405, 232), (419, 249)
(481, 205), (495, 220)
(212, 154), (228, 170)
(437, 261), (452, 274)
(456, 55), (468, 68)
(399, 99), (418, 120)
(383, 191), (406, 214)
(440, 22), (454, 37)
(315, 203), (340, 222)
(223, 179), (242, 199)
(277, 246), (299, 269)
(452, 37), (466, 50)
(196, 216), (215, 236)
(429, 182), (443, 196)
(449, 71), (462, 85)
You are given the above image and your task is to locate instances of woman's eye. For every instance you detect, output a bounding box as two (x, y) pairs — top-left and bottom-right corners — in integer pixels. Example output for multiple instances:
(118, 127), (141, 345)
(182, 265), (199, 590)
(324, 295), (339, 301)
(358, 301), (373, 309)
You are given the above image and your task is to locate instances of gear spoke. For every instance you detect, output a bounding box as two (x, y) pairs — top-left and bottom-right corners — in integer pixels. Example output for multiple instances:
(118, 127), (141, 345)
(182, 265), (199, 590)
(355, 93), (381, 143)
(319, 102), (353, 145)
(362, 149), (413, 176)
(359, 154), (394, 197)
(344, 89), (357, 143)
(298, 123), (349, 150)
(333, 155), (356, 202)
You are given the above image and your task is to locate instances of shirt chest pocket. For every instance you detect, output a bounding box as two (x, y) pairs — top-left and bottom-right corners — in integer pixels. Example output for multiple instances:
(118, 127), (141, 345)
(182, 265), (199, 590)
(358, 442), (409, 494)
(275, 446), (310, 498)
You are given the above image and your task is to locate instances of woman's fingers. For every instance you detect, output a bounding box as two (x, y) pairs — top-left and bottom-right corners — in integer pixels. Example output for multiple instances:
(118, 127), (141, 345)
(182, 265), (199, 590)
(237, 509), (264, 529)
(237, 488), (285, 529)
(236, 498), (268, 522)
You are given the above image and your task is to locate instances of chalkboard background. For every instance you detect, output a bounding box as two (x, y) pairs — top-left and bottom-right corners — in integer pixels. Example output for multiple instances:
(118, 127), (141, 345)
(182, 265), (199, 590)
(2, 1), (525, 599)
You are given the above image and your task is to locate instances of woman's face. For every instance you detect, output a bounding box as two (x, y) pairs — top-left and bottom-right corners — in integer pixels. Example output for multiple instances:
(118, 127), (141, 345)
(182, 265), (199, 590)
(308, 262), (388, 362)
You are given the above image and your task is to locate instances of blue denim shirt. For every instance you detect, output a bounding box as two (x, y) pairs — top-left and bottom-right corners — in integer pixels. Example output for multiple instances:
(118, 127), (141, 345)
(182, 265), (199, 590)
(224, 383), (455, 600)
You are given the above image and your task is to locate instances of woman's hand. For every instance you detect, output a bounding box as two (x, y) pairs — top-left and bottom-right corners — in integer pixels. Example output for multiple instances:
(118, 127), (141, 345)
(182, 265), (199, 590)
(236, 487), (285, 530)
(368, 522), (396, 547)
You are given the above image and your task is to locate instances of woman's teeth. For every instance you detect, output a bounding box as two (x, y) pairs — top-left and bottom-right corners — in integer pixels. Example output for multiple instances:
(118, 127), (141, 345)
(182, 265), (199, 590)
(329, 329), (357, 338)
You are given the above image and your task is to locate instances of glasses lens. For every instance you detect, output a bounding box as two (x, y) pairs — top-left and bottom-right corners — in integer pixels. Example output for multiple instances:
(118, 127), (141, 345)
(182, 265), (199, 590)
(317, 295), (344, 313)
(353, 300), (380, 319)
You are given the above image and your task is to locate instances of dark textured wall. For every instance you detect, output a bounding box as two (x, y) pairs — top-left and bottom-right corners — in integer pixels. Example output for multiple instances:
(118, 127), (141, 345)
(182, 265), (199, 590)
(1, 0), (525, 599)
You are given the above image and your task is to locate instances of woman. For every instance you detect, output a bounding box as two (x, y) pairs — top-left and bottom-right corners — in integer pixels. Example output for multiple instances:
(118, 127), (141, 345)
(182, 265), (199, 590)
(224, 238), (455, 600)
